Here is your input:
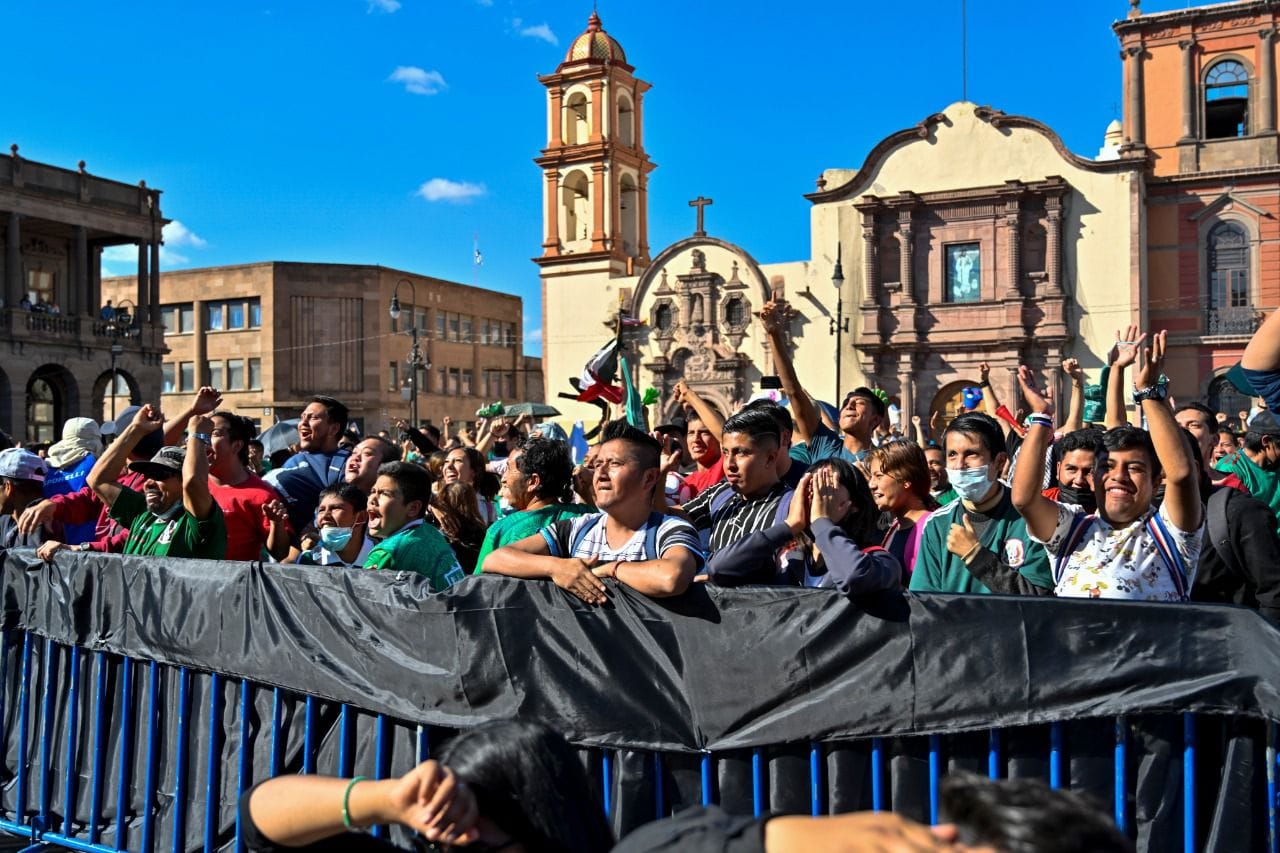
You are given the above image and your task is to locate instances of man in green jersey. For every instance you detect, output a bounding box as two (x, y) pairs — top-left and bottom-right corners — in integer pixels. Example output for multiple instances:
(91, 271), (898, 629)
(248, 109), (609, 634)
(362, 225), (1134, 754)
(364, 461), (464, 592)
(86, 405), (226, 560)
(910, 412), (1052, 595)
(476, 435), (591, 572)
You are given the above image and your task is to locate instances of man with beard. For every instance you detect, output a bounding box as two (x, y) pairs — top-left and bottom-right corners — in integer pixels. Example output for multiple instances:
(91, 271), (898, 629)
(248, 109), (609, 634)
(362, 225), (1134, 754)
(1215, 410), (1280, 535)
(265, 396), (351, 540)
(86, 404), (226, 559)
(1041, 428), (1102, 513)
(1012, 334), (1203, 601)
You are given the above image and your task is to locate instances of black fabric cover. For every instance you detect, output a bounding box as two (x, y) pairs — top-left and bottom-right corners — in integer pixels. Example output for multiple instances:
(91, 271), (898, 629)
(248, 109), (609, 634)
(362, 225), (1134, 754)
(0, 549), (1278, 851)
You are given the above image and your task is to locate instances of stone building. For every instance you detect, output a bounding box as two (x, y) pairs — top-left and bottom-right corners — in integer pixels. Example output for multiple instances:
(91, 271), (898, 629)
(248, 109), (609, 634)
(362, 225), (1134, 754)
(0, 146), (167, 442)
(105, 262), (536, 432)
(1117, 0), (1280, 410)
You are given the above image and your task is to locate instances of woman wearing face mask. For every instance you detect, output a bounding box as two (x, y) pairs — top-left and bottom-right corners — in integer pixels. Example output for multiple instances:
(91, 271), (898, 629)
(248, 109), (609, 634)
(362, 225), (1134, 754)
(295, 483), (373, 568)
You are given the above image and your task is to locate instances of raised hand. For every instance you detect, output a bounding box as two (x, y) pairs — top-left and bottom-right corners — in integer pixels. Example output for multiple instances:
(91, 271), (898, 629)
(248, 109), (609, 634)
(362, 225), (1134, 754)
(192, 386), (223, 416)
(1061, 357), (1084, 385)
(911, 414), (922, 427)
(759, 299), (793, 335)
(263, 499), (290, 527)
(132, 404), (165, 434)
(809, 465), (851, 523)
(1133, 329), (1168, 391)
(978, 361), (991, 382)
(1109, 325), (1146, 369)
(786, 472), (812, 534)
(929, 410), (940, 431)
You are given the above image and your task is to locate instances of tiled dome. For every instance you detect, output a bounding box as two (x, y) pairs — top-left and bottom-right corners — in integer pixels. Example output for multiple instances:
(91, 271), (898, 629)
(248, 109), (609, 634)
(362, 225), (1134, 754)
(563, 11), (626, 66)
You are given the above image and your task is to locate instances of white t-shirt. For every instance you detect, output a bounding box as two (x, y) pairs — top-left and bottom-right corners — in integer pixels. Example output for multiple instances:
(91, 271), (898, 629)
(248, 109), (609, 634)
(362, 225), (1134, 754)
(542, 511), (704, 565)
(1033, 501), (1203, 601)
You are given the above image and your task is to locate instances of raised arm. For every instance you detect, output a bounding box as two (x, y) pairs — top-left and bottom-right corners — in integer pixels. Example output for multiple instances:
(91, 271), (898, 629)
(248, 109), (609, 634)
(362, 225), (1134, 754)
(760, 299), (820, 441)
(1060, 357), (1085, 433)
(1106, 326), (1144, 430)
(911, 414), (927, 446)
(1134, 331), (1202, 533)
(673, 380), (724, 444)
(163, 387), (222, 446)
(1242, 305), (1280, 373)
(183, 415), (216, 520)
(480, 530), (609, 605)
(87, 403), (164, 507)
(1010, 366), (1061, 542)
(978, 362), (1002, 419)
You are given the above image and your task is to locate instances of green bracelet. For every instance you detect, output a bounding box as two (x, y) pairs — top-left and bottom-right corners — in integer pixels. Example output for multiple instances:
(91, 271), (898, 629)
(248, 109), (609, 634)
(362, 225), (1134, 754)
(342, 776), (368, 828)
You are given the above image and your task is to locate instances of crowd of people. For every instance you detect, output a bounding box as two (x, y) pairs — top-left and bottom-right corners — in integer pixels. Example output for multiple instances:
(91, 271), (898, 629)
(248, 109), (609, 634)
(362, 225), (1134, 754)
(2, 299), (1279, 624)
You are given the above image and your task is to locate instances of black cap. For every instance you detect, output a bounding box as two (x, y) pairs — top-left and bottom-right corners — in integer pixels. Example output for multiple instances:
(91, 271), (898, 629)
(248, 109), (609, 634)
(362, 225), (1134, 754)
(1247, 410), (1280, 436)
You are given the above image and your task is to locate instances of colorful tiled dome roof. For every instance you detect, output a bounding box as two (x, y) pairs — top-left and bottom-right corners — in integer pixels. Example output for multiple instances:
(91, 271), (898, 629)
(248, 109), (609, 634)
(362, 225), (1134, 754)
(563, 11), (626, 66)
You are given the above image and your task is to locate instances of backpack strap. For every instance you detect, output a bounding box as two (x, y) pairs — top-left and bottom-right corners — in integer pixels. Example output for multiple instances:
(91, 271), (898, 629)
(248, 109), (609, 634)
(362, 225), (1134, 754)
(568, 514), (604, 558)
(710, 485), (736, 518)
(1205, 488), (1238, 577)
(1146, 511), (1190, 600)
(1053, 512), (1097, 584)
(643, 512), (664, 561)
(773, 489), (795, 529)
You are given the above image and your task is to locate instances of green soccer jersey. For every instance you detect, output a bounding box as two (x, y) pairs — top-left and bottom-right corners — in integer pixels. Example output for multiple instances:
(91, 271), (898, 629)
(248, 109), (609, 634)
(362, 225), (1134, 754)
(109, 487), (227, 560)
(364, 520), (465, 592)
(909, 487), (1052, 594)
(473, 503), (593, 574)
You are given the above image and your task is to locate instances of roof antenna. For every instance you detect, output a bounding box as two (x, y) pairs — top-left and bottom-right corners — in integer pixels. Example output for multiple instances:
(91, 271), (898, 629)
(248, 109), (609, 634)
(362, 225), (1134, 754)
(961, 0), (968, 102)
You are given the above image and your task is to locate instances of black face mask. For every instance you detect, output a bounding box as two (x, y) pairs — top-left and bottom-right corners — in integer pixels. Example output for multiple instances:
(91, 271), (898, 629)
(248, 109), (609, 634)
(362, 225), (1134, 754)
(1057, 484), (1097, 513)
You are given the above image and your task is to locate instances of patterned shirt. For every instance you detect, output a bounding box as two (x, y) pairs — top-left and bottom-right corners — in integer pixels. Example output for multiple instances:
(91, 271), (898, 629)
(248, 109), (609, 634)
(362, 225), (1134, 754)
(542, 512), (704, 567)
(683, 480), (793, 555)
(1035, 501), (1203, 601)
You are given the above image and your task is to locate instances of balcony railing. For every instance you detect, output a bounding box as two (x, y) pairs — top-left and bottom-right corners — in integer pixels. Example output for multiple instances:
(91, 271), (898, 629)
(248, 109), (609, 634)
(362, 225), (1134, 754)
(1206, 306), (1260, 337)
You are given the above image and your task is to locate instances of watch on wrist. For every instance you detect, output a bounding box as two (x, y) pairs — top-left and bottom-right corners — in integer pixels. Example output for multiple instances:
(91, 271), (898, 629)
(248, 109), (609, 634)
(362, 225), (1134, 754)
(1131, 382), (1170, 403)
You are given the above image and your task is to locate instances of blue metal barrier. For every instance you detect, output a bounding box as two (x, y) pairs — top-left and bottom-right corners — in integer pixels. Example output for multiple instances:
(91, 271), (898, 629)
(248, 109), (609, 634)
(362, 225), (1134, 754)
(1, 631), (1278, 851)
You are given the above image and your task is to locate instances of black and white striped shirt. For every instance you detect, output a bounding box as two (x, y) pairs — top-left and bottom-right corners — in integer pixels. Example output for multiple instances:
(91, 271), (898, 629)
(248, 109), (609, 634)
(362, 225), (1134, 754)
(684, 480), (793, 556)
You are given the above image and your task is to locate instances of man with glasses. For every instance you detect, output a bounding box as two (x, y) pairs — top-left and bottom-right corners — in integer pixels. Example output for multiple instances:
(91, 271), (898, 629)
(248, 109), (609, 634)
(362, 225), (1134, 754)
(86, 403), (226, 559)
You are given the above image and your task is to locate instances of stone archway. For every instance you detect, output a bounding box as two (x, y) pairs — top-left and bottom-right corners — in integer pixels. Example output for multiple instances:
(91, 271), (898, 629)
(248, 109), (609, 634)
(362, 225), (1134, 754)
(92, 369), (141, 423)
(26, 364), (79, 445)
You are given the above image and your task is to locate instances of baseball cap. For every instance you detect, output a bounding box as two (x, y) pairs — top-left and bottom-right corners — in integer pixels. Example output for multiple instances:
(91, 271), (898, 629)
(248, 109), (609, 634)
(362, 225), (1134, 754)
(128, 446), (187, 480)
(845, 386), (888, 418)
(654, 415), (688, 436)
(0, 448), (47, 482)
(1246, 411), (1280, 436)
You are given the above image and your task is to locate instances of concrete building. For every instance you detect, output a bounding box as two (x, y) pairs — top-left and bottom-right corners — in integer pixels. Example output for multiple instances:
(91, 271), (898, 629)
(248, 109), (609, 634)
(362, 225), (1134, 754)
(105, 262), (538, 433)
(0, 146), (167, 442)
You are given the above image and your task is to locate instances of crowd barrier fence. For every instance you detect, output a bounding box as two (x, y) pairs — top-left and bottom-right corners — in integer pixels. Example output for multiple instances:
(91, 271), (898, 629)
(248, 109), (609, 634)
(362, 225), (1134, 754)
(0, 550), (1278, 851)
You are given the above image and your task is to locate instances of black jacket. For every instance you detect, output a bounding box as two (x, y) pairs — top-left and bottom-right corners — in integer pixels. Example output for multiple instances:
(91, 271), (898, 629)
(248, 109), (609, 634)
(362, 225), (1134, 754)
(1191, 486), (1280, 626)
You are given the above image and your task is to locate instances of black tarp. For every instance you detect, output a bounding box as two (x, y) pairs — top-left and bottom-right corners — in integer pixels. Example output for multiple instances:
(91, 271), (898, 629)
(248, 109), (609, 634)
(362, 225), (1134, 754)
(2, 549), (1279, 851)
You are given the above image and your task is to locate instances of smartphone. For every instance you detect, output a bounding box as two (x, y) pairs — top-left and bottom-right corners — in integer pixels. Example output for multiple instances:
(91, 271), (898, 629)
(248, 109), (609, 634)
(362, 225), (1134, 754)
(761, 375), (783, 390)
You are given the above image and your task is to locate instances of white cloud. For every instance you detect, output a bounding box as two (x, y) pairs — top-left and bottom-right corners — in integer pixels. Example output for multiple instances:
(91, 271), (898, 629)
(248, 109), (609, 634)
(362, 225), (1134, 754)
(367, 0), (400, 12)
(387, 66), (446, 96)
(519, 22), (558, 45)
(100, 245), (135, 265)
(525, 327), (543, 345)
(163, 220), (207, 249)
(416, 178), (486, 203)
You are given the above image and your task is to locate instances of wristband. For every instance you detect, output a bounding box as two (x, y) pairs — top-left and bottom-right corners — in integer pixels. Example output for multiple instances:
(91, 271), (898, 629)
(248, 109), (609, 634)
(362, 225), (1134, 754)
(193, 432), (212, 445)
(960, 543), (982, 564)
(1025, 413), (1054, 429)
(342, 776), (367, 828)
(979, 379), (990, 388)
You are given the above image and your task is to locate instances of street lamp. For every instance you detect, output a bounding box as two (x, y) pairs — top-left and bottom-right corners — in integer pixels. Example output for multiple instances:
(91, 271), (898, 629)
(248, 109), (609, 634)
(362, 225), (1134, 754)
(389, 279), (428, 427)
(827, 243), (849, 402)
(109, 298), (137, 420)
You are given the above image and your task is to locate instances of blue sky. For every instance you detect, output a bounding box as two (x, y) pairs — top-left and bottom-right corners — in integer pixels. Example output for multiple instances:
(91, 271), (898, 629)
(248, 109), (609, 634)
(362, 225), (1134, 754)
(3, 1), (1192, 356)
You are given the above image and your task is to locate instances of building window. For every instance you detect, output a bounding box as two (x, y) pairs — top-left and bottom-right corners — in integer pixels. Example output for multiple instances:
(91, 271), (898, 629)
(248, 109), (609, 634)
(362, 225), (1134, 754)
(447, 368), (460, 395)
(227, 303), (246, 329)
(655, 303), (673, 333)
(944, 243), (981, 303)
(26, 271), (53, 307)
(248, 358), (262, 389)
(415, 309), (427, 332)
(207, 360), (224, 389)
(179, 362), (195, 392)
(205, 298), (260, 332)
(1208, 374), (1252, 421)
(161, 306), (178, 334)
(249, 301), (262, 328)
(179, 305), (194, 333)
(504, 323), (516, 346)
(462, 317), (473, 343)
(388, 361), (399, 392)
(505, 372), (515, 398)
(162, 363), (176, 394)
(449, 314), (461, 342)
(227, 358), (245, 391)
(1207, 222), (1253, 335)
(725, 297), (746, 328)
(461, 369), (473, 396)
(206, 304), (224, 331)
(436, 314), (446, 341)
(1205, 59), (1249, 139)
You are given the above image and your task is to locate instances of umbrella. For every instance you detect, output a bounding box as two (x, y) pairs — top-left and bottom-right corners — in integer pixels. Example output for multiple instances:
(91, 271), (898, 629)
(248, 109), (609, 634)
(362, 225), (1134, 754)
(502, 402), (562, 418)
(258, 419), (300, 457)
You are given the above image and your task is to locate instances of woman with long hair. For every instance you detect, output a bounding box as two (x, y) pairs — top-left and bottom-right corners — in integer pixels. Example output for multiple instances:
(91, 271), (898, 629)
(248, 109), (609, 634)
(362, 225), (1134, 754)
(783, 458), (902, 594)
(430, 481), (489, 574)
(242, 719), (615, 852)
(866, 441), (936, 578)
(441, 446), (498, 524)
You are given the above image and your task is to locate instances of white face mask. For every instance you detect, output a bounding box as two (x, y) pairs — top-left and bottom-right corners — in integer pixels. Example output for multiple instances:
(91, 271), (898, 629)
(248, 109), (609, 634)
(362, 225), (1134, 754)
(947, 465), (993, 501)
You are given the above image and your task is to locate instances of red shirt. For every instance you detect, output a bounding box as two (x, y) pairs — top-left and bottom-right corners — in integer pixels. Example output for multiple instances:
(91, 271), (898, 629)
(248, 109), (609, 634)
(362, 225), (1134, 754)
(211, 473), (284, 561)
(50, 469), (147, 553)
(683, 457), (726, 498)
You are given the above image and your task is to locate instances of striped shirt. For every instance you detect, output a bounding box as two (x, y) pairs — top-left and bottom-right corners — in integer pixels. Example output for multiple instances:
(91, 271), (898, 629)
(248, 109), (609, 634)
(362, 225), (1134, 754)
(684, 480), (793, 556)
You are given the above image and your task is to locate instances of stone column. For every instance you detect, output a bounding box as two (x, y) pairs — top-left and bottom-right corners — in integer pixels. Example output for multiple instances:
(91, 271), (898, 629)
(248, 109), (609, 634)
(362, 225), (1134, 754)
(637, 172), (651, 260)
(135, 242), (149, 320)
(1259, 28), (1277, 134)
(633, 90), (645, 150)
(588, 80), (604, 143)
(897, 221), (915, 305)
(898, 366), (915, 431)
(1004, 208), (1022, 298)
(75, 226), (88, 316)
(1179, 38), (1197, 141)
(548, 88), (563, 147)
(5, 214), (20, 308)
(90, 246), (102, 317)
(149, 241), (160, 322)
(1125, 45), (1146, 145)
(542, 170), (560, 255)
(861, 214), (879, 308)
(590, 164), (607, 251)
(193, 297), (206, 388)
(1046, 202), (1063, 296)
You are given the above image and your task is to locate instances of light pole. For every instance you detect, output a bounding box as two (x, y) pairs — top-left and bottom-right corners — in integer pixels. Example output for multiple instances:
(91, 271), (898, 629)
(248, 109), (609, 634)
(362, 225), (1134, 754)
(109, 298), (137, 420)
(828, 243), (849, 402)
(389, 279), (427, 428)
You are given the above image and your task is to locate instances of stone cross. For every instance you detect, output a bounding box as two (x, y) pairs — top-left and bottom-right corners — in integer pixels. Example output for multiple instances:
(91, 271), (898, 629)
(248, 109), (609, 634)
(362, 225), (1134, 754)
(689, 196), (713, 237)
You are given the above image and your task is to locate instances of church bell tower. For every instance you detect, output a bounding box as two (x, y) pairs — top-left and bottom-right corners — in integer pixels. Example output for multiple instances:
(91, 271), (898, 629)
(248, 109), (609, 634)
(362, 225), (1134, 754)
(534, 11), (654, 276)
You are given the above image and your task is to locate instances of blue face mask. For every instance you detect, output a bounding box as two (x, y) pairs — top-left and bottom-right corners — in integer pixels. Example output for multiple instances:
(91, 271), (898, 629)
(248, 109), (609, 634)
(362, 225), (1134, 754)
(319, 526), (354, 552)
(947, 465), (994, 502)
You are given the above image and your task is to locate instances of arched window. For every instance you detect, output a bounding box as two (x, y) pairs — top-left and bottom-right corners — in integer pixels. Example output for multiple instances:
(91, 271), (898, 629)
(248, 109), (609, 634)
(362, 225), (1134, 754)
(26, 377), (59, 444)
(1208, 374), (1251, 422)
(619, 174), (639, 255)
(1207, 222), (1252, 335)
(561, 171), (591, 247)
(564, 91), (590, 146)
(1205, 59), (1249, 139)
(617, 95), (634, 147)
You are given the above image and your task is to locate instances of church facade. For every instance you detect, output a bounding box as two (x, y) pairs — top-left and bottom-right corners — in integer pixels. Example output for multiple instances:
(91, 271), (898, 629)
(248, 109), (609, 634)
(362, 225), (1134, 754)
(538, 2), (1280, 428)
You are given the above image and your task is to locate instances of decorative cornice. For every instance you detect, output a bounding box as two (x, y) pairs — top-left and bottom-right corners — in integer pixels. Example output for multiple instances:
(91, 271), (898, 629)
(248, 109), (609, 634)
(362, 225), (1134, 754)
(1113, 0), (1280, 37)
(1187, 189), (1273, 220)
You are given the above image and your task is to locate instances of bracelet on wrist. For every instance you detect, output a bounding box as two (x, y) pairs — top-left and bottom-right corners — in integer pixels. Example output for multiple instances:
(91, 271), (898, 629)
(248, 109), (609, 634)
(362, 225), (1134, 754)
(979, 379), (990, 388)
(342, 776), (368, 828)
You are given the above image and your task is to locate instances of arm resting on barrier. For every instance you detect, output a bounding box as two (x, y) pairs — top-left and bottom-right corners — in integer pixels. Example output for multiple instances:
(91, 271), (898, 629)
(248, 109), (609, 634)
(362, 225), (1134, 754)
(810, 518), (902, 595)
(481, 532), (610, 605)
(596, 546), (700, 597)
(244, 761), (478, 849)
(706, 522), (796, 586)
